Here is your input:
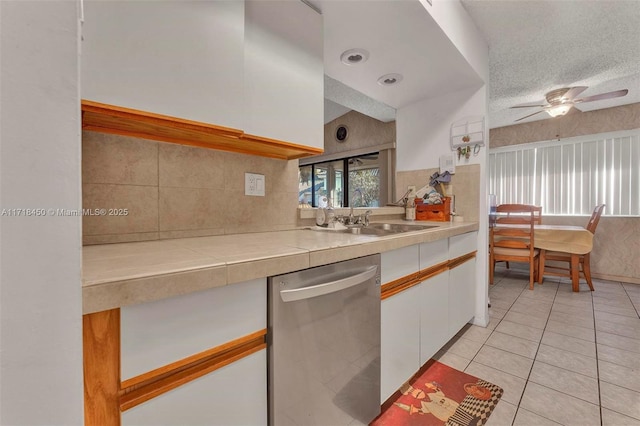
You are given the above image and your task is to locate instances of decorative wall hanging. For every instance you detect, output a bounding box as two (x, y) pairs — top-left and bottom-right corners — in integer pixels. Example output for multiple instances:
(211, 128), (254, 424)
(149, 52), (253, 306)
(450, 116), (485, 152)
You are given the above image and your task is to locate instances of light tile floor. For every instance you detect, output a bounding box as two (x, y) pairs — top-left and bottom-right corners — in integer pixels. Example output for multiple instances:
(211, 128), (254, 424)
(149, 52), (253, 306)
(434, 266), (640, 426)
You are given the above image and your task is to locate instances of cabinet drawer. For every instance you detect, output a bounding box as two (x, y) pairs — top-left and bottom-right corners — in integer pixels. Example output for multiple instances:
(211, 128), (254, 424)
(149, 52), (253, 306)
(419, 239), (448, 270)
(121, 278), (266, 380)
(381, 245), (420, 284)
(449, 231), (478, 259)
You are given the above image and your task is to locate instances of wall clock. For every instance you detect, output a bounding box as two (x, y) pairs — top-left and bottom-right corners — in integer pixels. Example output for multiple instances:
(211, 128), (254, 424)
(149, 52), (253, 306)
(335, 125), (349, 142)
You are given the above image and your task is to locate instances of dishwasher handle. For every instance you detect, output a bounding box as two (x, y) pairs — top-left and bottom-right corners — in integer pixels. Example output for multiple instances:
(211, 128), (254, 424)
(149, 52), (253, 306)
(280, 265), (378, 302)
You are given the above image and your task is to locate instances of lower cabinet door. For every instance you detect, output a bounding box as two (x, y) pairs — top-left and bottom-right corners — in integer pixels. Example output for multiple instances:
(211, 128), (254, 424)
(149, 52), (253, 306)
(121, 278), (266, 380)
(381, 284), (421, 403)
(419, 271), (449, 365)
(122, 349), (267, 426)
(448, 258), (477, 337)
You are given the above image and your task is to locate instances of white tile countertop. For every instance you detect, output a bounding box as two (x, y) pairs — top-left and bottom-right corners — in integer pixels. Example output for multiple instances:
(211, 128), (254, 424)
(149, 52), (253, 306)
(82, 220), (478, 314)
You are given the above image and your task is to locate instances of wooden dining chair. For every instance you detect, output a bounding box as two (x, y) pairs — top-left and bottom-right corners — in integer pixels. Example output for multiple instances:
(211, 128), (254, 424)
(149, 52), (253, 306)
(538, 204), (605, 291)
(495, 204), (542, 225)
(490, 205), (540, 289)
(494, 204), (542, 269)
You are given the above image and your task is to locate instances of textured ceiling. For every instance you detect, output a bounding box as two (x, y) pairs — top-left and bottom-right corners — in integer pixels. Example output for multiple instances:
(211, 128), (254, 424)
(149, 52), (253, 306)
(461, 0), (640, 128)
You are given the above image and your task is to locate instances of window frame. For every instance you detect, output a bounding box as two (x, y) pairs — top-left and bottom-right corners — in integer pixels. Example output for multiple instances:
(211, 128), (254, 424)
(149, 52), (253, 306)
(488, 129), (640, 217)
(299, 144), (395, 208)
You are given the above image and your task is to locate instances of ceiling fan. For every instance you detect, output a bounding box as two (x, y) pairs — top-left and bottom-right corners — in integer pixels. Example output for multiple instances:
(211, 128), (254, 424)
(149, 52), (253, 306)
(511, 86), (629, 122)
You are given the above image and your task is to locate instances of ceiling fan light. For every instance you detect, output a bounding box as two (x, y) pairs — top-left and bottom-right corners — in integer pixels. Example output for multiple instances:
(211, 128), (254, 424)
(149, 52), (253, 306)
(546, 104), (572, 117)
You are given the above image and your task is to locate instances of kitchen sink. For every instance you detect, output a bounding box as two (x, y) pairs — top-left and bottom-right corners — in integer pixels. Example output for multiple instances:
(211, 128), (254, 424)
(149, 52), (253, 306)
(369, 223), (438, 232)
(312, 222), (439, 236)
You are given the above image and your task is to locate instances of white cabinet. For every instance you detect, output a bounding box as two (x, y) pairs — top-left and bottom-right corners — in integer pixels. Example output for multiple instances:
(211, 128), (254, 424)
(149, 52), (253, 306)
(419, 271), (449, 364)
(448, 231), (478, 337)
(119, 279), (267, 425)
(82, 1), (324, 155)
(122, 350), (267, 426)
(380, 232), (478, 403)
(121, 278), (266, 380)
(244, 0), (323, 149)
(381, 245), (420, 283)
(82, 1), (244, 128)
(380, 245), (420, 402)
(418, 238), (450, 364)
(419, 239), (448, 270)
(449, 231), (477, 259)
(449, 257), (477, 336)
(381, 284), (421, 402)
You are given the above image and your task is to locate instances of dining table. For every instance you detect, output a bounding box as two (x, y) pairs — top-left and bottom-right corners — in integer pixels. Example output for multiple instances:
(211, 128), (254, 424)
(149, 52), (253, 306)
(494, 223), (593, 292)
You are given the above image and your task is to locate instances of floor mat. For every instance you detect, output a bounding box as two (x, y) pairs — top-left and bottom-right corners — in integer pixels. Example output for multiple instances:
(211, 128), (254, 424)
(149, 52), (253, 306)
(371, 360), (503, 426)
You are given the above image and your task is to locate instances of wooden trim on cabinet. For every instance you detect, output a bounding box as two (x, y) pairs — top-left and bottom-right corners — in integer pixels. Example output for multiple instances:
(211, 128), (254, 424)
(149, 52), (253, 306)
(381, 272), (420, 300)
(417, 260), (450, 282)
(380, 251), (477, 300)
(240, 133), (324, 160)
(83, 308), (267, 422)
(84, 309), (121, 426)
(448, 251), (477, 269)
(81, 100), (323, 160)
(119, 329), (267, 411)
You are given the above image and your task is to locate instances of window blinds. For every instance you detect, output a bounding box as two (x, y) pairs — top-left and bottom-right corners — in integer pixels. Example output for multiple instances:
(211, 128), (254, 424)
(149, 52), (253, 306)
(488, 130), (640, 216)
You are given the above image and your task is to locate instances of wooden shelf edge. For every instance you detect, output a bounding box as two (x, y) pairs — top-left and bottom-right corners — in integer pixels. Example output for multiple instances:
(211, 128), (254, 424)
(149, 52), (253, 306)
(241, 133), (324, 160)
(81, 100), (324, 160)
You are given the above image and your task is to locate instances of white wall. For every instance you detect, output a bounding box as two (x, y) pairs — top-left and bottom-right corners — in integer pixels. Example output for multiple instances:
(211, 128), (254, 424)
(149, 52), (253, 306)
(0, 1), (83, 424)
(419, 0), (489, 81)
(397, 0), (490, 328)
(397, 86), (486, 172)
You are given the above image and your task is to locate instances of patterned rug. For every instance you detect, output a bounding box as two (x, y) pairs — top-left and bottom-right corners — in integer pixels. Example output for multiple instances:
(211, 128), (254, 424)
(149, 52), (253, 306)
(371, 360), (504, 426)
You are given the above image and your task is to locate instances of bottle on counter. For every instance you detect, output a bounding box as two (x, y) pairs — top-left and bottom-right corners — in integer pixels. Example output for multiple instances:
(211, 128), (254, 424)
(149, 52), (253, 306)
(405, 198), (416, 221)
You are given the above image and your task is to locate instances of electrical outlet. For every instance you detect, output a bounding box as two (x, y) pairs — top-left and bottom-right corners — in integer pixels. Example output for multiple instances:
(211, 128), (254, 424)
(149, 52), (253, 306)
(408, 185), (416, 197)
(245, 173), (265, 196)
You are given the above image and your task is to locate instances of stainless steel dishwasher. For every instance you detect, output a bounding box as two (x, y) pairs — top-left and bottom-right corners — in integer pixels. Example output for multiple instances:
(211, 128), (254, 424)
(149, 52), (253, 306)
(268, 254), (381, 426)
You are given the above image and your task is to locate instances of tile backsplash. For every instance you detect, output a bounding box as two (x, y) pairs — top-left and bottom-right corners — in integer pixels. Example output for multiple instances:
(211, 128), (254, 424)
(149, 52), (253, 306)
(82, 131), (299, 245)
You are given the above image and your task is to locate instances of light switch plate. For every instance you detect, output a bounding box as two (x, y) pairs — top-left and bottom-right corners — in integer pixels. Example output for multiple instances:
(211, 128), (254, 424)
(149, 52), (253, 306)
(440, 154), (456, 174)
(245, 173), (265, 196)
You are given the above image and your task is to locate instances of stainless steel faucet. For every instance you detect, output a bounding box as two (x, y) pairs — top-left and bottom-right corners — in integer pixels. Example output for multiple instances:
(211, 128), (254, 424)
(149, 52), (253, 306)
(363, 210), (372, 227)
(349, 189), (364, 224)
(333, 190), (371, 226)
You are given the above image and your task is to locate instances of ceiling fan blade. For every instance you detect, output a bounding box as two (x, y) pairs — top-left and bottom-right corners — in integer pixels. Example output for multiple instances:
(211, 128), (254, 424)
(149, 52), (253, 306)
(510, 104), (548, 109)
(562, 86), (588, 100)
(515, 110), (546, 122)
(511, 100), (547, 109)
(575, 89), (629, 103)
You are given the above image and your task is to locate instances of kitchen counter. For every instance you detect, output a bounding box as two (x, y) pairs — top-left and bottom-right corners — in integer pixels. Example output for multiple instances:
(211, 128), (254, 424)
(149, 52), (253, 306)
(83, 220), (478, 314)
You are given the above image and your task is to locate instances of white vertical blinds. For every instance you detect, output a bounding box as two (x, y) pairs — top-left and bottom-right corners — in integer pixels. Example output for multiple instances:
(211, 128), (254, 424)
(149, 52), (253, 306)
(488, 130), (640, 216)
